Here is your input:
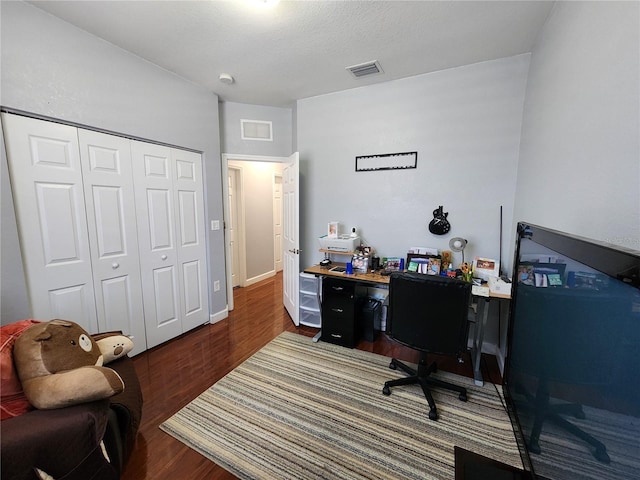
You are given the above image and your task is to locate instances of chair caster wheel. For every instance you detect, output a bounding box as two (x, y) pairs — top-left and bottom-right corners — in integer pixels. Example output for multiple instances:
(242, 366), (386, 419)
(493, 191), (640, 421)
(459, 392), (468, 402)
(428, 409), (438, 421)
(389, 361), (397, 370)
(383, 385), (391, 396)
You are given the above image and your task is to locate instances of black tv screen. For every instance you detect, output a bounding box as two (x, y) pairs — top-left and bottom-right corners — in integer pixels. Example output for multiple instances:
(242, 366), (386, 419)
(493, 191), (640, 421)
(504, 223), (640, 480)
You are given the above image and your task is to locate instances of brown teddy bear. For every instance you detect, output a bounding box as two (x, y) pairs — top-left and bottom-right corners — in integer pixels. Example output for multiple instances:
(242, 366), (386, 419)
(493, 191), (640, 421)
(13, 319), (133, 410)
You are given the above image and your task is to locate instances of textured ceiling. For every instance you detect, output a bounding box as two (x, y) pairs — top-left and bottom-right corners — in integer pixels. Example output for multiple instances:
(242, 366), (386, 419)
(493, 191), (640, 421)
(28, 1), (555, 107)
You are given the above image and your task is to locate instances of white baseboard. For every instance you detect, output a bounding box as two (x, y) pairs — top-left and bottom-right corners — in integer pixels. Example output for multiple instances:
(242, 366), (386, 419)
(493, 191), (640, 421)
(210, 307), (228, 325)
(245, 270), (275, 286)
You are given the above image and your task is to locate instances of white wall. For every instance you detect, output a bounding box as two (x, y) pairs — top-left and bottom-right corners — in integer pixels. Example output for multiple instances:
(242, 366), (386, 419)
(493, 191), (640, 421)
(0, 1), (227, 323)
(297, 55), (531, 274)
(220, 102), (293, 157)
(514, 1), (639, 250)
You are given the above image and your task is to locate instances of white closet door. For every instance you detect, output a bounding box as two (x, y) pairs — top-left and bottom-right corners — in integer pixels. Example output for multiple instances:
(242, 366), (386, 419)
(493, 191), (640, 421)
(131, 141), (183, 348)
(1, 113), (98, 333)
(78, 129), (147, 355)
(172, 148), (209, 331)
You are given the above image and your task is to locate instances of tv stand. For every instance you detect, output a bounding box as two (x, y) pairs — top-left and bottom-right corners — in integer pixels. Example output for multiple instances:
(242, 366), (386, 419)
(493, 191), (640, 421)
(455, 447), (534, 480)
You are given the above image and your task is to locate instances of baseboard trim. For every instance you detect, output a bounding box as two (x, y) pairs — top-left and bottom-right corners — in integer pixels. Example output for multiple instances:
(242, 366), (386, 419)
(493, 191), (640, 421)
(210, 307), (228, 325)
(245, 270), (275, 286)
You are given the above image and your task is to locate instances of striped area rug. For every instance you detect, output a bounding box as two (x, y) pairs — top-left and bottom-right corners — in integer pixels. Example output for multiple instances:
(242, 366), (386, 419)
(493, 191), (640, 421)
(160, 331), (523, 480)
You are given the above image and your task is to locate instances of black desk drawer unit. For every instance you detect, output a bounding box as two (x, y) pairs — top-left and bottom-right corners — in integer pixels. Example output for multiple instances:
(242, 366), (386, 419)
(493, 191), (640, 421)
(321, 277), (357, 348)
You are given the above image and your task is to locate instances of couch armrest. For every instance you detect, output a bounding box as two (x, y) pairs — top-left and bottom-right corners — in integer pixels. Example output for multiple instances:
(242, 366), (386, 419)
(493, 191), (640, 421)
(107, 355), (143, 467)
(1, 399), (117, 480)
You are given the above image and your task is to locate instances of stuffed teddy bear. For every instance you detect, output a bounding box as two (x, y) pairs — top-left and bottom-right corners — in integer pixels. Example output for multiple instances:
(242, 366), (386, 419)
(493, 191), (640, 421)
(13, 319), (134, 410)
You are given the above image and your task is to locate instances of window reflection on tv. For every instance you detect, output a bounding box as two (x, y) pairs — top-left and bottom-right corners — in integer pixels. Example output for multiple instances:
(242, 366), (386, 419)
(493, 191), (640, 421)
(504, 223), (640, 480)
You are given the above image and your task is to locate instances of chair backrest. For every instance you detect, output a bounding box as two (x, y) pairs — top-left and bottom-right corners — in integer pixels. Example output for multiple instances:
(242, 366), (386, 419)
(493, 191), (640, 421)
(387, 272), (472, 355)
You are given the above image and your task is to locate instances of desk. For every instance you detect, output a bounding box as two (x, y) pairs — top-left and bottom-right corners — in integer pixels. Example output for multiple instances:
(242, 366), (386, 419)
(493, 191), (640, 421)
(303, 263), (511, 386)
(472, 290), (510, 386)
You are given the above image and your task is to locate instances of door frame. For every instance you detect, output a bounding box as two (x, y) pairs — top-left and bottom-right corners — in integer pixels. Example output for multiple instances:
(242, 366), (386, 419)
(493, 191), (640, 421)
(221, 153), (290, 311)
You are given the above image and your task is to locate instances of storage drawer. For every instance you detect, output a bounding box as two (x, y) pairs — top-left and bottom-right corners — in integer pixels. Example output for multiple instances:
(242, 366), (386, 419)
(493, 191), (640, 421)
(300, 306), (321, 328)
(321, 321), (355, 348)
(299, 291), (320, 310)
(322, 295), (355, 320)
(323, 278), (355, 299)
(300, 272), (319, 295)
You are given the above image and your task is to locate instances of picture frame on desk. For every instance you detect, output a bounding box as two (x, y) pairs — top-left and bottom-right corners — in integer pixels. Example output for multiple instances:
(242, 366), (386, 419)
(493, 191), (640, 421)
(472, 257), (499, 281)
(383, 257), (402, 271)
(406, 254), (441, 275)
(328, 221), (339, 238)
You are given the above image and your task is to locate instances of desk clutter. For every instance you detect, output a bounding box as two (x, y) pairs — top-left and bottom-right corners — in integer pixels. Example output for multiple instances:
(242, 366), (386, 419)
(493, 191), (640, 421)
(317, 224), (510, 296)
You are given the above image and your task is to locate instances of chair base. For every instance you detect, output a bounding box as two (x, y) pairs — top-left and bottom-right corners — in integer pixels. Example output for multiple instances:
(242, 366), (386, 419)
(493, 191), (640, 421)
(382, 353), (467, 420)
(516, 382), (610, 463)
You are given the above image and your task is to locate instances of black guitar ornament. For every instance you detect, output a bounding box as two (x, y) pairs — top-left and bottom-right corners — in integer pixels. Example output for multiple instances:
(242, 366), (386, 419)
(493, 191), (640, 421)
(428, 206), (451, 235)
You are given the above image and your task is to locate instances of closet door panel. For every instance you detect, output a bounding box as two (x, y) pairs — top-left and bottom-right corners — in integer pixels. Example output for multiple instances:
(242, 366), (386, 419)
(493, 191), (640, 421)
(78, 129), (146, 354)
(2, 113), (98, 333)
(131, 141), (182, 348)
(172, 148), (209, 330)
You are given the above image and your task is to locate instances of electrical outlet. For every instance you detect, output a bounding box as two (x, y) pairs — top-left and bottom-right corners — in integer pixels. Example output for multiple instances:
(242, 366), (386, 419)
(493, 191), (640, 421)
(214, 280), (220, 292)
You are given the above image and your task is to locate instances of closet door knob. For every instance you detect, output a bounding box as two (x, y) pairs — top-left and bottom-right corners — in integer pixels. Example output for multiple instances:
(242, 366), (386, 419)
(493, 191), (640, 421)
(112, 263), (120, 269)
(161, 255), (168, 260)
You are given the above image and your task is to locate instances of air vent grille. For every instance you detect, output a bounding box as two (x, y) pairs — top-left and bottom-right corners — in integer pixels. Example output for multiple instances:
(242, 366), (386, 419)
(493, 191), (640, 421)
(346, 60), (383, 78)
(241, 119), (273, 141)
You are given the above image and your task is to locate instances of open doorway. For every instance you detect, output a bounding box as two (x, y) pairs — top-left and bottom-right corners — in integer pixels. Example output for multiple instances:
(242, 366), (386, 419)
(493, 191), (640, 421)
(222, 154), (290, 311)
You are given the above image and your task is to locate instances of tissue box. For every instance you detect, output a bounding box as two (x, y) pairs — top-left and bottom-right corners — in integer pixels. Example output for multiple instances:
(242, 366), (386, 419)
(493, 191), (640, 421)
(318, 235), (360, 252)
(471, 285), (490, 297)
(488, 276), (512, 295)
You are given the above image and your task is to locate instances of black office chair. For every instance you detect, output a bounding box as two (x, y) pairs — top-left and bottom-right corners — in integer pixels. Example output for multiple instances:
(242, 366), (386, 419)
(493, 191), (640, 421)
(382, 272), (472, 420)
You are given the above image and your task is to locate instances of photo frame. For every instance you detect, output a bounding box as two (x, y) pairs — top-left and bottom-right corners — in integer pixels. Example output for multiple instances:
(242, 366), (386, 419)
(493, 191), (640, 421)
(327, 222), (339, 238)
(407, 254), (441, 275)
(473, 257), (499, 281)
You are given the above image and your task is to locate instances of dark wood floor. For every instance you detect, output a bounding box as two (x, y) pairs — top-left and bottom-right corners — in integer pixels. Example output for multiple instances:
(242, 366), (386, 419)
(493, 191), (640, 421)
(122, 272), (502, 480)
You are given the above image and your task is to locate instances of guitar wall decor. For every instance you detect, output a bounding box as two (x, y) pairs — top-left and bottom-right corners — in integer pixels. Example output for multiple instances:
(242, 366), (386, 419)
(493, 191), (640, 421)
(428, 205), (451, 235)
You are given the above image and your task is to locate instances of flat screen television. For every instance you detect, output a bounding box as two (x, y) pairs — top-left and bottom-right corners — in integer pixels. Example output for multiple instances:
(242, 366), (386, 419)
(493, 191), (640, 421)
(504, 223), (640, 480)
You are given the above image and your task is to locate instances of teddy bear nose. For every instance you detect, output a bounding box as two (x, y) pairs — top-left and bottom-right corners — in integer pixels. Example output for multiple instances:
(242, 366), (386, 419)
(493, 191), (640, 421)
(114, 346), (124, 356)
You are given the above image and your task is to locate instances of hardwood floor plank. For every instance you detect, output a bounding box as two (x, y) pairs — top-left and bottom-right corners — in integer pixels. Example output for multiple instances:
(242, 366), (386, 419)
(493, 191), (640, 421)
(122, 272), (501, 480)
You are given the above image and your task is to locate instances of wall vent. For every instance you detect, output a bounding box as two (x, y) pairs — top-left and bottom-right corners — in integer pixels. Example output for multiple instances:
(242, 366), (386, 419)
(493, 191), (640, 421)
(241, 119), (273, 141)
(346, 60), (384, 78)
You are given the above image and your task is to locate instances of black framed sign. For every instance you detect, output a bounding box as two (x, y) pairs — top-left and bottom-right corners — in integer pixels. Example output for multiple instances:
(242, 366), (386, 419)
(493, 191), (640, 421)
(355, 151), (417, 172)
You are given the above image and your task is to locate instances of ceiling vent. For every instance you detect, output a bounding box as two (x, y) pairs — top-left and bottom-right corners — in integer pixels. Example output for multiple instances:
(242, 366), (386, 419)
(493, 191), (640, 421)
(346, 60), (384, 78)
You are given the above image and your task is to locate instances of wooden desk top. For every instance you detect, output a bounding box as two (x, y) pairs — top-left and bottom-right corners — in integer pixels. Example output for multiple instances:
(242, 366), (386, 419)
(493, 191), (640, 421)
(303, 263), (512, 299)
(303, 263), (390, 285)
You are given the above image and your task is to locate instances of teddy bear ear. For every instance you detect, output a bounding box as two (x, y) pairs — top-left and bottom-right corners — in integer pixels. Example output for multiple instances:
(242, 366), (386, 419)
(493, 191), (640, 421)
(33, 331), (52, 342)
(50, 319), (73, 327)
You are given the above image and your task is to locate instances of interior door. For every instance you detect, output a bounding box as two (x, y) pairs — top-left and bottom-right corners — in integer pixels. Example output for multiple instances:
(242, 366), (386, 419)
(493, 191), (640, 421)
(131, 141), (182, 348)
(1, 113), (98, 333)
(282, 152), (300, 325)
(273, 174), (283, 272)
(171, 148), (210, 332)
(228, 167), (242, 288)
(78, 129), (147, 355)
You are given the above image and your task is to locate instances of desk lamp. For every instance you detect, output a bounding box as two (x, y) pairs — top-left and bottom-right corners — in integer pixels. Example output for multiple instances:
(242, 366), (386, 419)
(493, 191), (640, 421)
(449, 237), (468, 266)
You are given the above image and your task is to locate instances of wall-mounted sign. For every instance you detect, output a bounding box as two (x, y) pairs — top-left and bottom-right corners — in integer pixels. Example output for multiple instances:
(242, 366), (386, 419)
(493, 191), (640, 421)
(355, 151), (417, 172)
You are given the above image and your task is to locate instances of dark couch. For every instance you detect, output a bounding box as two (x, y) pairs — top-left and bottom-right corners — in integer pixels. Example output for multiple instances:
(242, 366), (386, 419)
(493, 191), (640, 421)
(1, 354), (143, 480)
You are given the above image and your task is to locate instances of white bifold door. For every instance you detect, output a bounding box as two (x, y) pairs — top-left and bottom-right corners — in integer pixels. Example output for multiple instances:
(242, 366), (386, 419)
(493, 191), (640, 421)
(2, 113), (209, 354)
(131, 141), (209, 348)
